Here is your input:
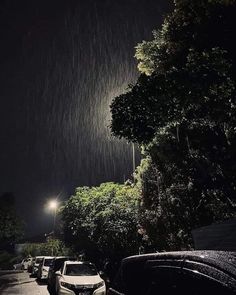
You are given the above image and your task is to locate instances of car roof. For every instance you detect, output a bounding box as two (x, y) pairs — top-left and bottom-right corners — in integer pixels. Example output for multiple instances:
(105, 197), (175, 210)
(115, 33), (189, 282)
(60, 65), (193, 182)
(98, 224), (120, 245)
(54, 256), (76, 260)
(35, 256), (44, 258)
(64, 261), (94, 265)
(55, 256), (69, 258)
(43, 256), (54, 259)
(123, 250), (236, 268)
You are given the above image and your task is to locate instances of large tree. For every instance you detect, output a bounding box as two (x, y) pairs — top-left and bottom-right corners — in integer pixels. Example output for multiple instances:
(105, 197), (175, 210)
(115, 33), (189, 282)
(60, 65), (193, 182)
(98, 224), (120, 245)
(60, 182), (140, 264)
(0, 193), (24, 249)
(111, 0), (236, 250)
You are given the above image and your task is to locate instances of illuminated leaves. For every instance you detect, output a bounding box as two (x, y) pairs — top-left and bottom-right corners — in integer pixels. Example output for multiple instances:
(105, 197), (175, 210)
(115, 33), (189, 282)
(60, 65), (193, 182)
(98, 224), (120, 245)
(61, 182), (140, 260)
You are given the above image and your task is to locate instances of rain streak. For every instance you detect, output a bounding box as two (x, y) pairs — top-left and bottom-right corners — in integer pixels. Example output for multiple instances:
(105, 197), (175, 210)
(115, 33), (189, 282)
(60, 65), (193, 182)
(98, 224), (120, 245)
(0, 0), (169, 233)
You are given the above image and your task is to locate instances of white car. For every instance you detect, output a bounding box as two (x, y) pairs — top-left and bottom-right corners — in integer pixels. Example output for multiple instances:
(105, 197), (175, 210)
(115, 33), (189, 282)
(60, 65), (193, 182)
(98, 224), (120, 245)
(13, 257), (32, 270)
(55, 261), (106, 295)
(37, 256), (54, 280)
(22, 257), (33, 270)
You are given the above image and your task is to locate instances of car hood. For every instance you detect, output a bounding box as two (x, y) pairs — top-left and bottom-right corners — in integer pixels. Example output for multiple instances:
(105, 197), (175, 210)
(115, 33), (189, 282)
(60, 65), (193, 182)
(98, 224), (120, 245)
(61, 274), (102, 285)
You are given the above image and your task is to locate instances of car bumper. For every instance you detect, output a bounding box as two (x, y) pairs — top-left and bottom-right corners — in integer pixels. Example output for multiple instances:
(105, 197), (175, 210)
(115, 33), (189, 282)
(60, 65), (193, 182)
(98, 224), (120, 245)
(94, 286), (106, 295)
(58, 287), (72, 295)
(58, 286), (106, 295)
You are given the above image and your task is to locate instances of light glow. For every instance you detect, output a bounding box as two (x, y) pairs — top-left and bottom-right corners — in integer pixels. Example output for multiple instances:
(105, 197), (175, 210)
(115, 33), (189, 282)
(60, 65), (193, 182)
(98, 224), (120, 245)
(48, 199), (58, 210)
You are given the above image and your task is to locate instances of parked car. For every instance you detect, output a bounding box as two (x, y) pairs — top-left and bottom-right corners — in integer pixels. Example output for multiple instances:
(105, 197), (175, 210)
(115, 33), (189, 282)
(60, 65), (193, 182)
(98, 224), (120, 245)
(37, 256), (54, 280)
(13, 259), (23, 270)
(55, 261), (106, 295)
(27, 257), (35, 273)
(13, 257), (32, 270)
(47, 256), (77, 293)
(31, 256), (44, 276)
(108, 251), (236, 295)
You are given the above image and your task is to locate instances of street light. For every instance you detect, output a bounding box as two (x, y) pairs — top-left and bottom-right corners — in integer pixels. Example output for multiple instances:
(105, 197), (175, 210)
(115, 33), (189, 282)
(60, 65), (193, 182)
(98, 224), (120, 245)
(48, 199), (59, 234)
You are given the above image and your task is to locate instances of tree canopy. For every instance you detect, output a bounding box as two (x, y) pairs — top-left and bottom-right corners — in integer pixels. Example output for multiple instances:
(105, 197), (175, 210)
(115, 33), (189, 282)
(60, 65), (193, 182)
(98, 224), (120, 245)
(60, 182), (140, 263)
(21, 239), (71, 257)
(0, 193), (24, 247)
(111, 1), (236, 144)
(111, 0), (236, 250)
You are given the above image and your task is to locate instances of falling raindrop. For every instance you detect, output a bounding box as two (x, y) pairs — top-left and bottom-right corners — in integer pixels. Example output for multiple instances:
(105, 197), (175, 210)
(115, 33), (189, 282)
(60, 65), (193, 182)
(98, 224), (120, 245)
(0, 0), (170, 234)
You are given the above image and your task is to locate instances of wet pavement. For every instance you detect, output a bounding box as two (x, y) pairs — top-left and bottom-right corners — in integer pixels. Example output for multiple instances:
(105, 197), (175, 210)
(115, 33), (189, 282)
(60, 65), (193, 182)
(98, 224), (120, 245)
(0, 271), (49, 295)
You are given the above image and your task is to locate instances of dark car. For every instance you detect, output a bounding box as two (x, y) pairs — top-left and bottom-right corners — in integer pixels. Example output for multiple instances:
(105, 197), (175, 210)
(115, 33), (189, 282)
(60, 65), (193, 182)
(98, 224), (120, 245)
(31, 256), (44, 276)
(108, 251), (236, 295)
(47, 256), (76, 293)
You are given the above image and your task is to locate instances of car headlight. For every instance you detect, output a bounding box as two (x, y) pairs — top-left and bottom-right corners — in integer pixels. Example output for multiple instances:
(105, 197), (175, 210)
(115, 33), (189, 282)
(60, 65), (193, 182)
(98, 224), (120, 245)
(61, 282), (73, 290)
(94, 281), (105, 289)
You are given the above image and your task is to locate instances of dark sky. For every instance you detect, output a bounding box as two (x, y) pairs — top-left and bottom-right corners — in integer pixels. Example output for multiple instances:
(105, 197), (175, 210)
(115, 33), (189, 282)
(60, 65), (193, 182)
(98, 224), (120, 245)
(0, 0), (170, 236)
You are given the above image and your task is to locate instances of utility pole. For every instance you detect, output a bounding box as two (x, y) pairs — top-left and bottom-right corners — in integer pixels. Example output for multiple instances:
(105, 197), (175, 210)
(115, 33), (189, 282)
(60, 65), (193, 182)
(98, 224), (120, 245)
(53, 207), (57, 235)
(132, 143), (136, 173)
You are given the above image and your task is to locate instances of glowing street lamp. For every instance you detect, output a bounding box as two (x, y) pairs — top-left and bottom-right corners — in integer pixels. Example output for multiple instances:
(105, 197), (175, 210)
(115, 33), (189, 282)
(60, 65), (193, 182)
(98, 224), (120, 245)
(48, 199), (58, 211)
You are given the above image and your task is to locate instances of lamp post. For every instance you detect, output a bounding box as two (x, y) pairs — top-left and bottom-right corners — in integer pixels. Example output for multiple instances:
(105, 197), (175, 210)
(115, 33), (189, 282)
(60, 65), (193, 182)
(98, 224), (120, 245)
(48, 199), (59, 235)
(132, 143), (136, 173)
(47, 199), (59, 256)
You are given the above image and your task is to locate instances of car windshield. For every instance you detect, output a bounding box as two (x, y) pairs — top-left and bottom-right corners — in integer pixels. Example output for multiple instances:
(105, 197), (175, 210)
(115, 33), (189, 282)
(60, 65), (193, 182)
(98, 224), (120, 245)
(44, 259), (53, 266)
(35, 258), (43, 264)
(54, 258), (76, 271)
(65, 264), (97, 276)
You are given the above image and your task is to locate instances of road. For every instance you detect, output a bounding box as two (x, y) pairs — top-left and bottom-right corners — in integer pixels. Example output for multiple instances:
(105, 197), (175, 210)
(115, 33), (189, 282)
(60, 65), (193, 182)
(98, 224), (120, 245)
(0, 271), (49, 295)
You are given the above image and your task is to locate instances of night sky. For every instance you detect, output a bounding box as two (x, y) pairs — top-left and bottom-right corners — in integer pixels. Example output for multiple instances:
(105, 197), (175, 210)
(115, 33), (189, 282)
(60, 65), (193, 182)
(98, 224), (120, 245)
(0, 0), (170, 236)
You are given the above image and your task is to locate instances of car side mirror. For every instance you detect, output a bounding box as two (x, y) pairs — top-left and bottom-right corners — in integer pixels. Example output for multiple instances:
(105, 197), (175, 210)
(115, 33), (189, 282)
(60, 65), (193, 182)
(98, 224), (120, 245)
(55, 271), (61, 276)
(99, 271), (105, 277)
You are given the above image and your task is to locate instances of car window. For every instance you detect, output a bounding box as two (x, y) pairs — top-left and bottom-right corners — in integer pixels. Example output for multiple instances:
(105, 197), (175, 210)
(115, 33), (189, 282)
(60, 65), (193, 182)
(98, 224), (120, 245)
(55, 258), (76, 270)
(49, 261), (54, 268)
(54, 259), (67, 271)
(116, 264), (235, 295)
(44, 258), (53, 266)
(144, 270), (234, 295)
(65, 264), (97, 276)
(146, 279), (234, 295)
(36, 258), (43, 264)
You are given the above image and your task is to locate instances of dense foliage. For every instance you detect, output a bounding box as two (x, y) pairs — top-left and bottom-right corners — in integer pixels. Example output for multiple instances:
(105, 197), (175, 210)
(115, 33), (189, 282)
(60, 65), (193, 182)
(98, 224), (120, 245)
(111, 0), (236, 250)
(61, 182), (140, 264)
(0, 193), (24, 248)
(21, 239), (71, 257)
